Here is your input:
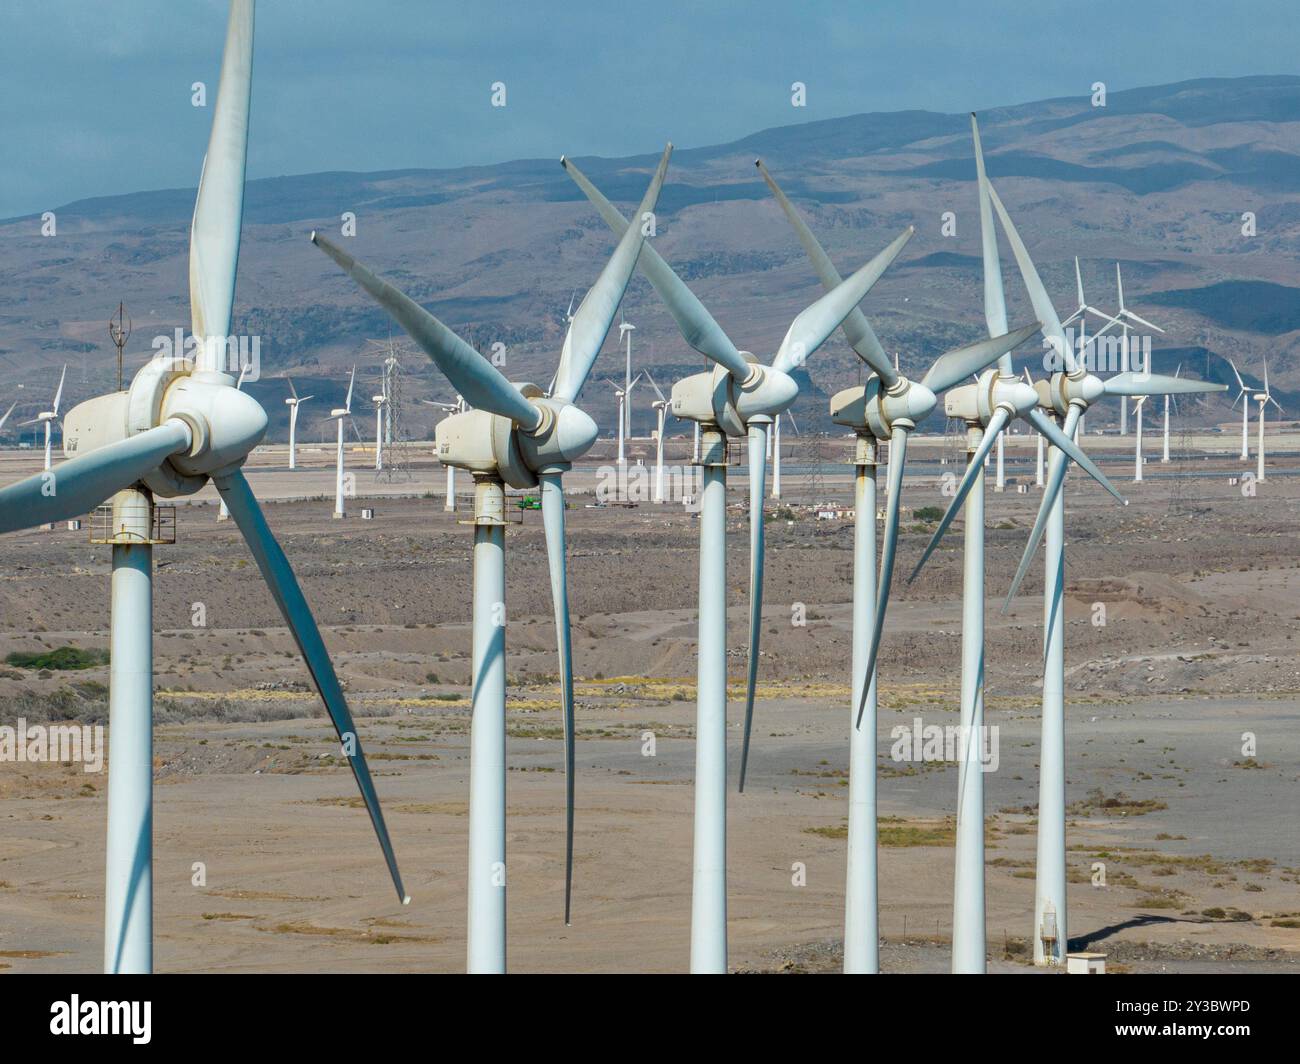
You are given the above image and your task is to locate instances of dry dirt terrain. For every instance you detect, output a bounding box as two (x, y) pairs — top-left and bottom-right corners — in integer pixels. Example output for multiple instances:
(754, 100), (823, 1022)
(0, 433), (1297, 973)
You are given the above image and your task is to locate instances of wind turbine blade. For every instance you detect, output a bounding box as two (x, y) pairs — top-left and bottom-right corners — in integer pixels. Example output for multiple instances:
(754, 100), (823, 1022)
(0, 401), (14, 431)
(1074, 257), (1085, 311)
(52, 365), (67, 415)
(190, 0), (253, 350)
(644, 370), (666, 404)
(539, 473), (576, 925)
(985, 182), (1078, 376)
(553, 145), (672, 403)
(921, 322), (1040, 394)
(855, 425), (908, 727)
(773, 227), (914, 375)
(344, 365), (355, 412)
(754, 159), (897, 385)
(560, 155), (750, 380)
(214, 470), (407, 904)
(1103, 372), (1226, 396)
(1003, 405), (1081, 610)
(1122, 309), (1165, 334)
(1115, 262), (1126, 312)
(1228, 358), (1246, 392)
(298, 395), (314, 403)
(1269, 395), (1284, 413)
(1023, 406), (1126, 504)
(738, 424), (768, 793)
(1263, 357), (1270, 394)
(287, 376), (298, 400)
(908, 407), (1010, 582)
(971, 114), (1009, 340)
(311, 234), (541, 430)
(0, 422), (192, 534)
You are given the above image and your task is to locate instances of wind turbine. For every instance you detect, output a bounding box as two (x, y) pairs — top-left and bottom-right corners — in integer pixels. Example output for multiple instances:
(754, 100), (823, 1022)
(329, 366), (356, 518)
(1229, 359), (1251, 460)
(645, 371), (670, 503)
(1161, 364), (1181, 464)
(985, 161), (1225, 971)
(1132, 394), (1148, 481)
(619, 311), (636, 441)
(22, 365), (67, 472)
(1255, 358), (1283, 482)
(1105, 262), (1166, 435)
(421, 395), (464, 510)
(314, 143), (672, 972)
(372, 390), (387, 470)
(606, 372), (642, 492)
(565, 153), (913, 973)
(771, 410), (796, 500)
(284, 377), (313, 470)
(855, 118), (1127, 973)
(0, 0), (405, 974)
(0, 400), (18, 442)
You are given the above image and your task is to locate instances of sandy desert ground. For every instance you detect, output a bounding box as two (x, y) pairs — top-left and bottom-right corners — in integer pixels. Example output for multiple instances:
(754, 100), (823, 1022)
(1, 429), (1298, 974)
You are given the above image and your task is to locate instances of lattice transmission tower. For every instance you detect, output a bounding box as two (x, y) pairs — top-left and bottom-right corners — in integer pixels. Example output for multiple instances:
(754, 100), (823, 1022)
(367, 337), (415, 482)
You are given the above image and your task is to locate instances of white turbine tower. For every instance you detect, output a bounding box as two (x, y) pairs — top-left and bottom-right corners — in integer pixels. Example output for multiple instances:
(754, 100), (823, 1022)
(619, 311), (636, 441)
(567, 153), (913, 973)
(284, 377), (313, 470)
(985, 160), (1226, 970)
(0, 0), (406, 974)
(771, 411), (796, 500)
(1254, 358), (1282, 482)
(1161, 365), (1181, 464)
(1228, 359), (1251, 460)
(854, 119), (1127, 973)
(329, 366), (356, 518)
(315, 144), (672, 972)
(1132, 394), (1147, 481)
(645, 371), (670, 504)
(372, 390), (386, 470)
(23, 364), (67, 471)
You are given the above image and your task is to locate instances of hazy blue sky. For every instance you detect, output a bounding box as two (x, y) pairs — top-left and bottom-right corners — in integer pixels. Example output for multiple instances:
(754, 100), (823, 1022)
(3, 0), (1296, 217)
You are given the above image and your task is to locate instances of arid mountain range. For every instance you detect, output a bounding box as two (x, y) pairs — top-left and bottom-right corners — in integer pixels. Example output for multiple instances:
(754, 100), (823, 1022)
(3, 75), (1298, 441)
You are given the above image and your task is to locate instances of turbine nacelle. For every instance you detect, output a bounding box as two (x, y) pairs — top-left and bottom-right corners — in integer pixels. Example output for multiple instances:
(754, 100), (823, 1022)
(945, 369), (1040, 425)
(435, 388), (598, 487)
(1035, 370), (1106, 416)
(61, 363), (268, 493)
(830, 375), (937, 438)
(670, 363), (797, 436)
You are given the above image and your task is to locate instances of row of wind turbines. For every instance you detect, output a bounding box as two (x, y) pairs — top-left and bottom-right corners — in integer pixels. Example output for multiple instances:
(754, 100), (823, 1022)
(0, 0), (1270, 975)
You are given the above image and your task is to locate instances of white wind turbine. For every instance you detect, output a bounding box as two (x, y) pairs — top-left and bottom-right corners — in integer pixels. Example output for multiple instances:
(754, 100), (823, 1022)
(372, 389), (387, 470)
(1161, 364), (1181, 464)
(1106, 262), (1166, 435)
(1229, 359), (1251, 460)
(315, 144), (673, 972)
(606, 371), (642, 489)
(644, 371), (670, 503)
(329, 366), (356, 518)
(566, 153), (913, 973)
(1254, 358), (1283, 482)
(0, 400), (18, 442)
(22, 364), (67, 471)
(855, 118), (1126, 973)
(770, 410), (796, 500)
(0, 0), (406, 974)
(619, 311), (636, 441)
(1132, 394), (1148, 481)
(284, 377), (313, 470)
(421, 395), (464, 510)
(985, 161), (1226, 970)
